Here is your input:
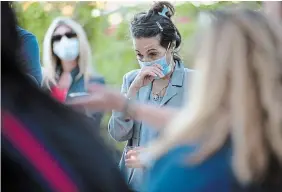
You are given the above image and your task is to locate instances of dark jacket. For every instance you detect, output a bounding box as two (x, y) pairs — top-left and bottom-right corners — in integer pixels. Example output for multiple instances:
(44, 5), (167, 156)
(17, 27), (42, 85)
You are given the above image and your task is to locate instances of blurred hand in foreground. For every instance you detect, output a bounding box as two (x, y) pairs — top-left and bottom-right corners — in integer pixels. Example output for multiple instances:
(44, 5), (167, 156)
(67, 84), (126, 112)
(125, 148), (144, 169)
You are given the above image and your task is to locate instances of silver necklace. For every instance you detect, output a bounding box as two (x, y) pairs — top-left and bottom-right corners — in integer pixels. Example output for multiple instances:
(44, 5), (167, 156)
(152, 68), (174, 101)
(152, 83), (169, 101)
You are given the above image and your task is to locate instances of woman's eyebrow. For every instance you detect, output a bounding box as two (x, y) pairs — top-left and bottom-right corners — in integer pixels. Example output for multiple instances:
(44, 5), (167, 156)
(147, 48), (158, 52)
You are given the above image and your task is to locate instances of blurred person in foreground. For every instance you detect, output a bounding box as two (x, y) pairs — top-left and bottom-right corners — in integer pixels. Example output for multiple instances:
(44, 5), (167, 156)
(1, 2), (131, 192)
(42, 17), (105, 125)
(263, 1), (282, 22)
(17, 26), (42, 85)
(70, 9), (282, 191)
(107, 1), (193, 191)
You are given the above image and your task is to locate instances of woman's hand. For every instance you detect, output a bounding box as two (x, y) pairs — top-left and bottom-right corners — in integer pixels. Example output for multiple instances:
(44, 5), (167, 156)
(67, 84), (126, 112)
(131, 64), (164, 90)
(125, 148), (144, 168)
(58, 72), (72, 89)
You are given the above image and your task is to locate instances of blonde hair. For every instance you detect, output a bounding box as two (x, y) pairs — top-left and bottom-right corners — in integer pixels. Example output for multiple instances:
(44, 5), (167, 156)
(148, 9), (282, 184)
(42, 17), (94, 88)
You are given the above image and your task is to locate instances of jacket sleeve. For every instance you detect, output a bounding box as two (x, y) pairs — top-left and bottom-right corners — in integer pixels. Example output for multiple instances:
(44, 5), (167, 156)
(19, 32), (42, 86)
(108, 73), (134, 142)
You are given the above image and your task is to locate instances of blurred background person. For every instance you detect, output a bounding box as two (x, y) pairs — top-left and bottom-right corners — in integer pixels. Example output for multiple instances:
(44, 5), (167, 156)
(142, 9), (282, 192)
(2, 2), (131, 191)
(17, 26), (42, 86)
(107, 1), (193, 191)
(70, 8), (282, 192)
(42, 17), (105, 126)
(263, 1), (282, 22)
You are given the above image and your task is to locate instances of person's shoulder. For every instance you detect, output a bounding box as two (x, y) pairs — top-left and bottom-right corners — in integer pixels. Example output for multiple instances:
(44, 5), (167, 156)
(17, 27), (39, 52)
(17, 26), (36, 40)
(153, 145), (196, 170)
(156, 144), (231, 170)
(146, 144), (233, 191)
(144, 146), (197, 191)
(184, 68), (195, 73)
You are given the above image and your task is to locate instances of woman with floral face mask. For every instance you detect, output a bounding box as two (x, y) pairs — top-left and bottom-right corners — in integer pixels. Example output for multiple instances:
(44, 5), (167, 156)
(42, 17), (105, 126)
(106, 2), (193, 191)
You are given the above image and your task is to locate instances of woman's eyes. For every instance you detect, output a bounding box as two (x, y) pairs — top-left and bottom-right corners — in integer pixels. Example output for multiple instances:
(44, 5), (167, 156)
(149, 52), (158, 56)
(136, 52), (159, 60)
(137, 54), (143, 59)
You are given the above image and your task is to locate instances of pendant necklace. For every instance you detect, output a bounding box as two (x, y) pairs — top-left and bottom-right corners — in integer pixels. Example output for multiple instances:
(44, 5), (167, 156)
(152, 67), (174, 101)
(152, 83), (169, 101)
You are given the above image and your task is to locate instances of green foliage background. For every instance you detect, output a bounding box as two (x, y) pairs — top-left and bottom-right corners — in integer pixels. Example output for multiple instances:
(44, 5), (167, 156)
(14, 1), (260, 151)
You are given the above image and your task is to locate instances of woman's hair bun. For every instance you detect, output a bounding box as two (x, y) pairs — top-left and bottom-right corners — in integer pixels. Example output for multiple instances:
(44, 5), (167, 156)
(150, 1), (175, 19)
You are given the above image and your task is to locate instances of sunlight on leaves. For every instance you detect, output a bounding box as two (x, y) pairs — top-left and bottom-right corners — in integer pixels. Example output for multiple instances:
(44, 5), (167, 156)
(43, 3), (53, 12)
(22, 2), (34, 11)
(61, 5), (74, 16)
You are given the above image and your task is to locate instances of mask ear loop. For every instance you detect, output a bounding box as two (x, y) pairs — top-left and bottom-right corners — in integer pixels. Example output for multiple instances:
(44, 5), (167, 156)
(165, 42), (175, 68)
(165, 42), (171, 54)
(164, 42), (171, 63)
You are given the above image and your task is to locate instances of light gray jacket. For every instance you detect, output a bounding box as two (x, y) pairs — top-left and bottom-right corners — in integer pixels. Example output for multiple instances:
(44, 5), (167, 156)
(108, 62), (193, 185)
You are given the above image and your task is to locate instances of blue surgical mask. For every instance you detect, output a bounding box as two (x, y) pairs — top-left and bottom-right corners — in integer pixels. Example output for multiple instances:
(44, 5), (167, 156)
(138, 54), (172, 79)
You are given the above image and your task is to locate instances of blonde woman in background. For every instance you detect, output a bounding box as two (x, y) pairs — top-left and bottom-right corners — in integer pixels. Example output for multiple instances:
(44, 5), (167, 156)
(43, 17), (105, 126)
(70, 8), (282, 191)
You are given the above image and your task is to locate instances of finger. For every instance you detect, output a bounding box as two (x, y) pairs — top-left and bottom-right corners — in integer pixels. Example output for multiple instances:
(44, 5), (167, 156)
(125, 150), (132, 159)
(125, 161), (136, 168)
(153, 64), (163, 70)
(147, 71), (158, 77)
(126, 150), (138, 158)
(140, 69), (155, 78)
(153, 68), (164, 77)
(125, 160), (142, 168)
(125, 159), (138, 166)
(125, 157), (138, 163)
(152, 68), (164, 78)
(125, 159), (141, 168)
(153, 65), (164, 72)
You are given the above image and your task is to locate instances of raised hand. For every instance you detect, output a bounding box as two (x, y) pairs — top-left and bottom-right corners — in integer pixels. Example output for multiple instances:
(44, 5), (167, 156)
(131, 64), (164, 90)
(125, 148), (144, 168)
(67, 84), (126, 112)
(58, 72), (72, 89)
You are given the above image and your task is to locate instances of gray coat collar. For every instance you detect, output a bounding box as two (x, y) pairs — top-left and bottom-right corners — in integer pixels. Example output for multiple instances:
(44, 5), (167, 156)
(170, 61), (185, 86)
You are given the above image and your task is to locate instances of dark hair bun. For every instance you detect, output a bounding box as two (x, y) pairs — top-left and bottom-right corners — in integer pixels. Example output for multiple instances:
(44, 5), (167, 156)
(150, 1), (175, 19)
